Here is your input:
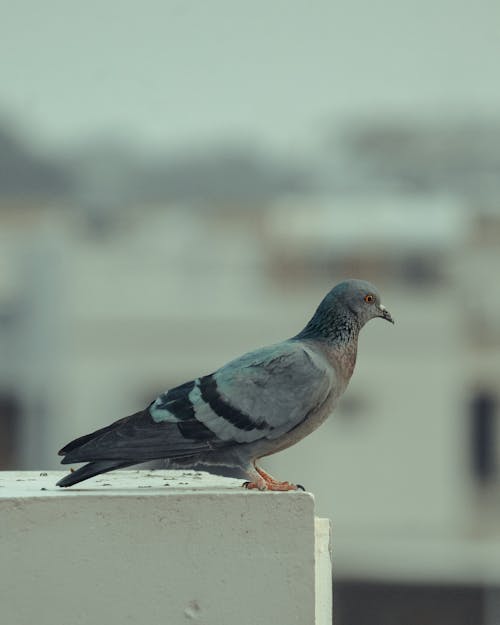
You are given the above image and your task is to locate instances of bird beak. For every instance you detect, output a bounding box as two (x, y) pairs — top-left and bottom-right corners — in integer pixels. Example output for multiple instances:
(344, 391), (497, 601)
(378, 304), (394, 324)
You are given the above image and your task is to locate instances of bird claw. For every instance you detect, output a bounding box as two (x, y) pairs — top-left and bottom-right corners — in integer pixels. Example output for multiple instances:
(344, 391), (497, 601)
(265, 481), (304, 491)
(242, 480), (267, 491)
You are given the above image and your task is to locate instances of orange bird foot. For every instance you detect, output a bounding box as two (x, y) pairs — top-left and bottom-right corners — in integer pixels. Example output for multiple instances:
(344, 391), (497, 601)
(243, 480), (305, 491)
(242, 466), (305, 491)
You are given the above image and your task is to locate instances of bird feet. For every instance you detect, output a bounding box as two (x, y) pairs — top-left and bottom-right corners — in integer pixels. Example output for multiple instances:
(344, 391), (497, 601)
(243, 480), (304, 491)
(242, 466), (305, 491)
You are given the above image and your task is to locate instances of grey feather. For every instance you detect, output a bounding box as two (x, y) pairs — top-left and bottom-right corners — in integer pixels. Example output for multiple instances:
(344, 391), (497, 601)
(150, 341), (332, 443)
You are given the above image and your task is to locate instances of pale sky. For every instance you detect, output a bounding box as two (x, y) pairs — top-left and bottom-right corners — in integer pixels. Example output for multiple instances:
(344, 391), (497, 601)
(1, 0), (500, 154)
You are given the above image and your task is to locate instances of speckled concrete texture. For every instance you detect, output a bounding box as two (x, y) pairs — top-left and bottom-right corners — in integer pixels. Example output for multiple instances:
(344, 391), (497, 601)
(0, 470), (331, 625)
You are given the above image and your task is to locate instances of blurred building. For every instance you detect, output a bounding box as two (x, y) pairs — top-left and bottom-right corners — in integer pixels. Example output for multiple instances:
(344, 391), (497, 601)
(1, 119), (500, 624)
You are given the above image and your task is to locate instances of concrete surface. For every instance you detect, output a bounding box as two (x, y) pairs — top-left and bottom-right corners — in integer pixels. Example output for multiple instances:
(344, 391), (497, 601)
(0, 470), (332, 625)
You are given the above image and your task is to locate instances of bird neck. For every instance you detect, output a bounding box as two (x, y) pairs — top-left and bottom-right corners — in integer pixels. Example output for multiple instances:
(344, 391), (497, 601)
(294, 307), (360, 346)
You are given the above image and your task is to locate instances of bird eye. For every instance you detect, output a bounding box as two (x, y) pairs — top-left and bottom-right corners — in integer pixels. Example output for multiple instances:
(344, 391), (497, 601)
(364, 294), (375, 304)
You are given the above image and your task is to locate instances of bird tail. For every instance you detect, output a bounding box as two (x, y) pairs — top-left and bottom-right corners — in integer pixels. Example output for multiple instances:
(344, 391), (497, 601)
(58, 413), (137, 458)
(56, 460), (135, 488)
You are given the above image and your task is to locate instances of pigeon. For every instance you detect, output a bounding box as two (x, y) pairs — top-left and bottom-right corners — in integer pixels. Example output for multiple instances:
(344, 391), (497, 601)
(57, 279), (393, 489)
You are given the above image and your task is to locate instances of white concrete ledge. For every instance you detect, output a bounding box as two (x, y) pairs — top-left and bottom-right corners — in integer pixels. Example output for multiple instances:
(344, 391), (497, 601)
(0, 470), (332, 625)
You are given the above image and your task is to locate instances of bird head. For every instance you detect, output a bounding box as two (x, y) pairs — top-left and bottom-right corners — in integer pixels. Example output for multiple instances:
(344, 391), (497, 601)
(328, 279), (394, 328)
(295, 278), (394, 343)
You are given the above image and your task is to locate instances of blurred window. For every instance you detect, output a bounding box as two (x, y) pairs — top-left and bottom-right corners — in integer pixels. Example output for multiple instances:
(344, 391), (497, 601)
(469, 389), (498, 484)
(334, 581), (484, 625)
(0, 391), (21, 469)
(399, 255), (443, 286)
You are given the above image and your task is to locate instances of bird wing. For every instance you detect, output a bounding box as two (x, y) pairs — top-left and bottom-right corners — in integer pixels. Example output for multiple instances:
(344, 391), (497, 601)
(59, 341), (333, 464)
(151, 340), (333, 443)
